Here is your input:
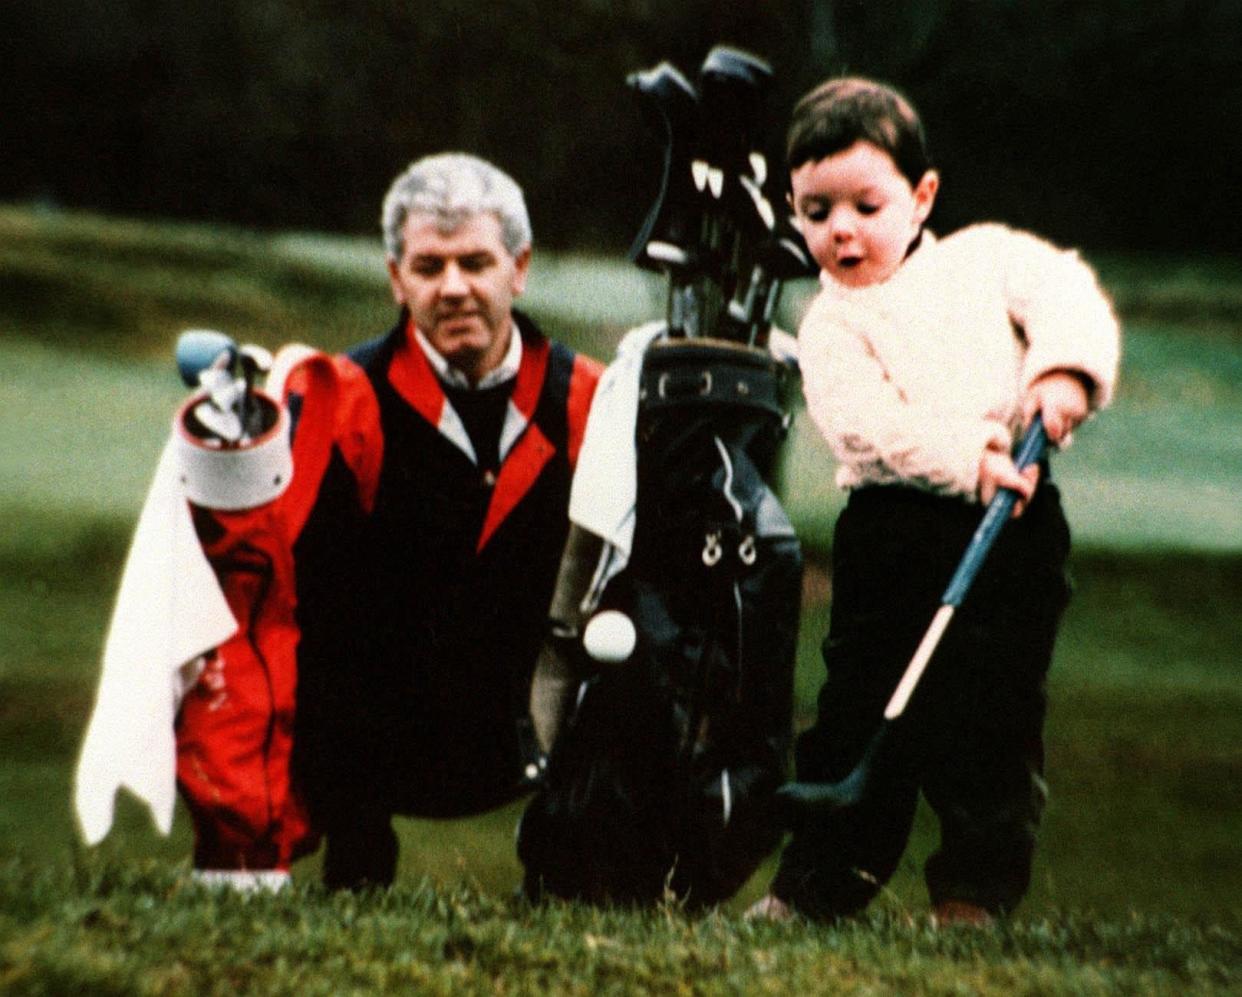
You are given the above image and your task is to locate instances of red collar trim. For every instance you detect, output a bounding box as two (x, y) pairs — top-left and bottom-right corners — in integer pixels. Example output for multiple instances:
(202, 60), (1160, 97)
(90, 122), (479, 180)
(387, 318), (447, 430)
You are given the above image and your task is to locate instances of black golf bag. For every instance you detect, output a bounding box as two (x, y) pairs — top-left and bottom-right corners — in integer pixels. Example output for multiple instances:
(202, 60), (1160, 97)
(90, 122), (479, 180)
(518, 339), (802, 907)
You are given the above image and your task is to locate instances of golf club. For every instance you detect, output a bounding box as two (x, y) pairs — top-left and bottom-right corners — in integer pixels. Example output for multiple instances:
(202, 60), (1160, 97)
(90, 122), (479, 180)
(625, 45), (802, 343)
(176, 329), (274, 447)
(775, 415), (1050, 818)
(238, 344), (274, 439)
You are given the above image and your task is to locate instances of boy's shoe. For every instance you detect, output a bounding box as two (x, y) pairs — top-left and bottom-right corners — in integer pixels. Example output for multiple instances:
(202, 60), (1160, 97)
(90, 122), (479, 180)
(744, 893), (795, 922)
(930, 900), (993, 928)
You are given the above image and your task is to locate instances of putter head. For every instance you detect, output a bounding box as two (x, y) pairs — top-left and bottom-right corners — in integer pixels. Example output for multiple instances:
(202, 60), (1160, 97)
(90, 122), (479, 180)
(771, 722), (892, 828)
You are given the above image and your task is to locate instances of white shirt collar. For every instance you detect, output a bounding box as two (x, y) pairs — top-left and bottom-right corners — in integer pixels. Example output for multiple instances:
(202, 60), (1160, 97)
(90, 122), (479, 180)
(413, 320), (523, 390)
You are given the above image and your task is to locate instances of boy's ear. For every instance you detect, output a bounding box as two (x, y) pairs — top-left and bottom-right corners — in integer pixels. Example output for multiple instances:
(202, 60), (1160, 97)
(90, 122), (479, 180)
(913, 170), (940, 224)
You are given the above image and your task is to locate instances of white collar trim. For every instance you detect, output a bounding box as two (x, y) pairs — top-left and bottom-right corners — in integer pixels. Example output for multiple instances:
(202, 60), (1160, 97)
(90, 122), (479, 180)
(413, 322), (522, 390)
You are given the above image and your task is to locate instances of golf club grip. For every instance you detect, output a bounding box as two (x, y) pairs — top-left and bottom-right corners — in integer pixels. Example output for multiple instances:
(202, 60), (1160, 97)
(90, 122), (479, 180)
(940, 416), (1049, 607)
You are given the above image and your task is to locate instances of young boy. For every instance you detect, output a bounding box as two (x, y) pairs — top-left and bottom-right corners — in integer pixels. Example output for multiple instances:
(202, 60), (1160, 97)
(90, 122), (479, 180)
(753, 78), (1120, 924)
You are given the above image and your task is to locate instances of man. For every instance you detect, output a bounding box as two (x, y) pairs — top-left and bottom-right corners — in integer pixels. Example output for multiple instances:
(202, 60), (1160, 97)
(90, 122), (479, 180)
(290, 153), (601, 889)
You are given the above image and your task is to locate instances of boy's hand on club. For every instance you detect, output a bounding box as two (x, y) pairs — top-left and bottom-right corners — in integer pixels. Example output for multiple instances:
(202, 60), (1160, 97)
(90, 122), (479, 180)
(978, 445), (1039, 517)
(1023, 370), (1091, 445)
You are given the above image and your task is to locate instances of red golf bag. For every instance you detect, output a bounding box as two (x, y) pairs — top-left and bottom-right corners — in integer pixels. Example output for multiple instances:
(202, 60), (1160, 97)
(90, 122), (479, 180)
(173, 351), (341, 873)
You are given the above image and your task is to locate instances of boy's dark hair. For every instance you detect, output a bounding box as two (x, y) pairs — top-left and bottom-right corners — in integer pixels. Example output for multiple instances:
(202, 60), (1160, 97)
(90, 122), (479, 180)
(786, 77), (932, 186)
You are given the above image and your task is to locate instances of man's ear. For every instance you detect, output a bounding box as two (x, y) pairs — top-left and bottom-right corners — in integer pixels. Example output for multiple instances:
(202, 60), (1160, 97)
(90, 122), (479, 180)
(511, 245), (532, 296)
(913, 170), (940, 225)
(386, 257), (406, 305)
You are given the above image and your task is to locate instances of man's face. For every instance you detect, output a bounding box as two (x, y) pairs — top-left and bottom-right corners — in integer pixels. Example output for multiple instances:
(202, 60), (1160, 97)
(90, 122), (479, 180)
(387, 212), (531, 383)
(790, 140), (938, 288)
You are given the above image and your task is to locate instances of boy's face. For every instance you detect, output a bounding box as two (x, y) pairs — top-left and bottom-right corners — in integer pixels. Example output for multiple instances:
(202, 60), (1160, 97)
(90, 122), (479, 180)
(790, 140), (938, 288)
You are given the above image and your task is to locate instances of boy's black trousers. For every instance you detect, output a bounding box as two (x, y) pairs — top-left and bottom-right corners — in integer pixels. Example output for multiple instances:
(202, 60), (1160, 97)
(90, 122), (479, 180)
(771, 476), (1072, 918)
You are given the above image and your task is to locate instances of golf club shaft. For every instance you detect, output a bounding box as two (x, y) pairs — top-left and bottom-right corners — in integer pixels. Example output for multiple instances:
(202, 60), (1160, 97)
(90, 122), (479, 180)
(883, 416), (1049, 720)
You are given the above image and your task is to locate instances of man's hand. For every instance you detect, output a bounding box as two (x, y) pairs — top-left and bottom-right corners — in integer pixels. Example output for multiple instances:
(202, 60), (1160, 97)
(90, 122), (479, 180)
(978, 444), (1039, 518)
(1023, 370), (1091, 445)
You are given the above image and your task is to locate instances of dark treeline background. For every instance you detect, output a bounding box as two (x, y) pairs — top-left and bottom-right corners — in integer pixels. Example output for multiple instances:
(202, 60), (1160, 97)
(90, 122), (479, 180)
(6, 0), (1241, 253)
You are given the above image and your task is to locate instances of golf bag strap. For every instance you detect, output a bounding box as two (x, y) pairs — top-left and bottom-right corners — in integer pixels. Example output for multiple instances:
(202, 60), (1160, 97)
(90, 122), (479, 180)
(270, 346), (343, 540)
(530, 523), (606, 754)
(639, 339), (785, 419)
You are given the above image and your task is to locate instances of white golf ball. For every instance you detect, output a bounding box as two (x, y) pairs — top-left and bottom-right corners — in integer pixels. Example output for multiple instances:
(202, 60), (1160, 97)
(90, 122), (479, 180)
(582, 610), (637, 664)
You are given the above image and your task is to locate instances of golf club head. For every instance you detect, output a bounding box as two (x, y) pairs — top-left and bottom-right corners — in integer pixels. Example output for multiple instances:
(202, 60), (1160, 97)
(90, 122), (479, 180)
(625, 46), (805, 344)
(771, 722), (892, 827)
(626, 61), (699, 135)
(191, 399), (245, 444)
(626, 61), (702, 270)
(696, 46), (772, 174)
(238, 344), (274, 379)
(699, 44), (773, 94)
(177, 329), (238, 388)
(236, 344), (275, 439)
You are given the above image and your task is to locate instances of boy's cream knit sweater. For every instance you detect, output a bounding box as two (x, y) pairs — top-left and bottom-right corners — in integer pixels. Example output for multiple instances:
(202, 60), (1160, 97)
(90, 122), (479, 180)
(799, 223), (1121, 500)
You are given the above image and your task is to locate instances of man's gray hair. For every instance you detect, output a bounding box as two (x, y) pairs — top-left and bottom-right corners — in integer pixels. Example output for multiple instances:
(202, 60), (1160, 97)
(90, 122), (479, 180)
(381, 153), (532, 260)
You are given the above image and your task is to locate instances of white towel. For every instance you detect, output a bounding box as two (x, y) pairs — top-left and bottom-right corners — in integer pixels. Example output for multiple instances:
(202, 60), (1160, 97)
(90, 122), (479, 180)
(567, 321), (666, 605)
(74, 435), (237, 845)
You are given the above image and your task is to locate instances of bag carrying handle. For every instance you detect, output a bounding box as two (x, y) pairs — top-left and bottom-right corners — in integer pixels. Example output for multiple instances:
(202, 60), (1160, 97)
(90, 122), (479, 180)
(268, 345), (341, 541)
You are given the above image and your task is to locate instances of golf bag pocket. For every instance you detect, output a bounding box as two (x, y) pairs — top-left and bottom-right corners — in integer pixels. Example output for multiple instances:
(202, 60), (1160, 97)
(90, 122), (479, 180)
(519, 340), (801, 907)
(174, 349), (338, 872)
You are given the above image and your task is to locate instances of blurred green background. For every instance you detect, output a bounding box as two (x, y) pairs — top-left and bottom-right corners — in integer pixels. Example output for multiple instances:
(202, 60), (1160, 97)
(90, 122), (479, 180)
(1, 205), (1239, 924)
(1, 0), (1239, 928)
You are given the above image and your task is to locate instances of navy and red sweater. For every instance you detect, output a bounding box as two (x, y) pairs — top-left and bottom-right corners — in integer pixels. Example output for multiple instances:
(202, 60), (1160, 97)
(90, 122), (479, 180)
(292, 310), (600, 821)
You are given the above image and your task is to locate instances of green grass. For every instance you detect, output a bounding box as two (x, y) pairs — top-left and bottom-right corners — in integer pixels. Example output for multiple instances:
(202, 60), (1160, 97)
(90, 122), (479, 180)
(2, 862), (1237, 996)
(2, 864), (1238, 995)
(2, 204), (1240, 991)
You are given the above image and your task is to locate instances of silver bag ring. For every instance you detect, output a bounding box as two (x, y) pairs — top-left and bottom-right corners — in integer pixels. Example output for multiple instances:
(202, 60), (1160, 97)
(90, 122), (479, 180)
(702, 531), (723, 566)
(656, 369), (713, 399)
(738, 534), (757, 565)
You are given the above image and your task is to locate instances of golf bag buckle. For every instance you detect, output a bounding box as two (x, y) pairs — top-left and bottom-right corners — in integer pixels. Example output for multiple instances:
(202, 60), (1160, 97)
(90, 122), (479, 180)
(640, 339), (786, 419)
(702, 531), (723, 566)
(738, 534), (757, 565)
(657, 368), (712, 401)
